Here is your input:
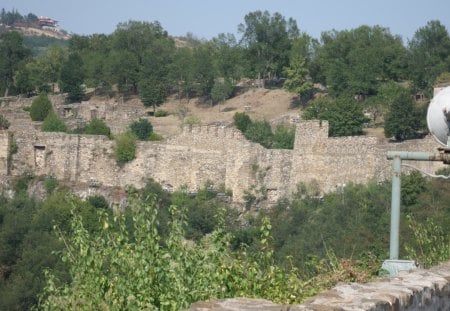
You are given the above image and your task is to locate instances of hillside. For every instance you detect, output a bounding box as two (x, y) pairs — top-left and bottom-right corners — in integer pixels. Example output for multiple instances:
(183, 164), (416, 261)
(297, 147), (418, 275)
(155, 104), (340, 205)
(149, 88), (299, 137)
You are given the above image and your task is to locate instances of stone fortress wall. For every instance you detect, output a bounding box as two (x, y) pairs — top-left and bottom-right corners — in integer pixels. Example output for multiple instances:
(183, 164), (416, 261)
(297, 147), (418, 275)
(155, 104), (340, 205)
(0, 95), (446, 203)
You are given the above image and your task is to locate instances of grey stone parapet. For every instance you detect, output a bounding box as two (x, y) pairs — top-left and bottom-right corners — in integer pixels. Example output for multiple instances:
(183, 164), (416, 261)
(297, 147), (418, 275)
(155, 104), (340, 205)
(188, 260), (450, 310)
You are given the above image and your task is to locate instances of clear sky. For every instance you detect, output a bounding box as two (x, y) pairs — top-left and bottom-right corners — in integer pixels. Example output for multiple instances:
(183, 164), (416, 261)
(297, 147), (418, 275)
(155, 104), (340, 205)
(2, 0), (450, 42)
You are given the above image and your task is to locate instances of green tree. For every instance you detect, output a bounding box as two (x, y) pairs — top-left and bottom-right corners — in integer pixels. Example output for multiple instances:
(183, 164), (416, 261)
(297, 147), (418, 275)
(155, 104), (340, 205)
(41, 111), (67, 132)
(13, 62), (34, 95)
(59, 52), (84, 102)
(129, 118), (153, 140)
(0, 31), (31, 96)
(83, 118), (111, 137)
(384, 88), (423, 140)
(408, 20), (450, 94)
(315, 26), (407, 96)
(191, 44), (215, 97)
(283, 56), (313, 102)
(303, 96), (366, 136)
(169, 47), (196, 103)
(211, 79), (233, 105)
(238, 11), (296, 80)
(138, 77), (166, 112)
(30, 93), (53, 121)
(114, 132), (137, 162)
(212, 33), (244, 82)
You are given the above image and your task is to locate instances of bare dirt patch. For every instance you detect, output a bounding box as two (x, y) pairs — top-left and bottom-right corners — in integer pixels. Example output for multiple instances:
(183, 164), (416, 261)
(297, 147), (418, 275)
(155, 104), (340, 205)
(149, 88), (299, 137)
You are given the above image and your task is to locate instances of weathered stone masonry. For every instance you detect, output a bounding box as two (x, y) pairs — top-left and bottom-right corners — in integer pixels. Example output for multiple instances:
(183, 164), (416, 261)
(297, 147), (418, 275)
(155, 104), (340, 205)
(0, 120), (445, 202)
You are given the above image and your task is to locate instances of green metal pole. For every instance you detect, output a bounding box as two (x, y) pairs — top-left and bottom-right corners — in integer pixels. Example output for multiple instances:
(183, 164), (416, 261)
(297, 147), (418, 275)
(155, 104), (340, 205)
(389, 155), (401, 260)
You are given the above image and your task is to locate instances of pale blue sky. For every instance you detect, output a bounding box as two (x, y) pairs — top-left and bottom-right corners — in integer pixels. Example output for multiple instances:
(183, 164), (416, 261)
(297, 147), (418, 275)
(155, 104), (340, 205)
(3, 0), (450, 42)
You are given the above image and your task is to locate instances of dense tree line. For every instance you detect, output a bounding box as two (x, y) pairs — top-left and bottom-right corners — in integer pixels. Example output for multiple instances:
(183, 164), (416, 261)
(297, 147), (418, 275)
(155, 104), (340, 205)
(1, 10), (450, 139)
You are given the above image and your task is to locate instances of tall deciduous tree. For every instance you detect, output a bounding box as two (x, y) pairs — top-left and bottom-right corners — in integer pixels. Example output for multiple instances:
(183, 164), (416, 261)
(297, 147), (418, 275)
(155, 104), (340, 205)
(238, 11), (296, 80)
(384, 88), (424, 141)
(59, 53), (84, 102)
(408, 20), (450, 94)
(0, 31), (31, 96)
(315, 26), (407, 97)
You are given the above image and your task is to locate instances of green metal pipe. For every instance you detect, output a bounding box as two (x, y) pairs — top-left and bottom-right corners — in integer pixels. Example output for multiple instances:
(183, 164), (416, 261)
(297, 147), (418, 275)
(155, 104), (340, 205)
(387, 151), (447, 161)
(389, 156), (401, 260)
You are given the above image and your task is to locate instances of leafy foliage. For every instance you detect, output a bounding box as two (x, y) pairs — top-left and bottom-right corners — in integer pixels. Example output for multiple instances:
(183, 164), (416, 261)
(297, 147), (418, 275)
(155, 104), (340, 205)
(83, 118), (111, 138)
(233, 112), (252, 133)
(41, 111), (67, 132)
(211, 79), (234, 104)
(129, 118), (153, 140)
(59, 52), (85, 102)
(30, 93), (53, 121)
(114, 132), (137, 163)
(384, 87), (425, 140)
(244, 119), (274, 148)
(303, 96), (367, 136)
(233, 112), (294, 149)
(0, 31), (31, 96)
(38, 198), (306, 309)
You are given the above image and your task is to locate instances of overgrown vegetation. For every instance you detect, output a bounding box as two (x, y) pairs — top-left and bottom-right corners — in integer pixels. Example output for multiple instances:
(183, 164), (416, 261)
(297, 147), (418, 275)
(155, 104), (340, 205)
(29, 93), (52, 121)
(1, 172), (449, 310)
(233, 112), (295, 149)
(41, 111), (67, 132)
(129, 118), (153, 140)
(114, 132), (137, 163)
(82, 118), (111, 138)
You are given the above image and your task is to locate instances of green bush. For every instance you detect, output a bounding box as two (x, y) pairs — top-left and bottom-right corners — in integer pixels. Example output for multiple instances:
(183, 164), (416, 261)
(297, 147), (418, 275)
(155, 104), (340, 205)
(83, 118), (111, 138)
(149, 132), (163, 141)
(44, 176), (58, 194)
(86, 195), (109, 209)
(41, 111), (67, 132)
(272, 124), (295, 149)
(30, 93), (52, 121)
(114, 132), (137, 163)
(233, 112), (252, 132)
(154, 110), (169, 117)
(38, 199), (306, 310)
(244, 120), (273, 148)
(129, 118), (153, 140)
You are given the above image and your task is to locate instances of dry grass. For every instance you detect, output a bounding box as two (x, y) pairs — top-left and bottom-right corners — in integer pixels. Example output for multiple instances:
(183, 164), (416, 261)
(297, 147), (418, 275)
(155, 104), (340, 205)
(149, 88), (300, 137)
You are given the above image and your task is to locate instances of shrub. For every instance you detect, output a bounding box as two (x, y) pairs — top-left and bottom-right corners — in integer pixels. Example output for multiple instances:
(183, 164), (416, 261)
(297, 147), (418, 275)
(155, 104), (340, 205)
(114, 132), (137, 163)
(129, 118), (153, 140)
(272, 124), (295, 149)
(233, 112), (252, 132)
(244, 120), (273, 149)
(41, 111), (67, 132)
(0, 114), (10, 129)
(30, 93), (52, 121)
(154, 110), (169, 117)
(44, 176), (58, 194)
(149, 132), (163, 141)
(83, 118), (111, 138)
(87, 195), (109, 209)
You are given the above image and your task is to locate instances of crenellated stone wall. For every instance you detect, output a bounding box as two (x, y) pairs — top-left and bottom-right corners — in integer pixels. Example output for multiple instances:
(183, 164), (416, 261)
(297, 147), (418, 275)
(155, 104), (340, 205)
(1, 119), (446, 203)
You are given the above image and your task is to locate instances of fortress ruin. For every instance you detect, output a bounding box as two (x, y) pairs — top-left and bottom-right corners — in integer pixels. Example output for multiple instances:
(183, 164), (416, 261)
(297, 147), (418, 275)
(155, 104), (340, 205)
(0, 95), (445, 204)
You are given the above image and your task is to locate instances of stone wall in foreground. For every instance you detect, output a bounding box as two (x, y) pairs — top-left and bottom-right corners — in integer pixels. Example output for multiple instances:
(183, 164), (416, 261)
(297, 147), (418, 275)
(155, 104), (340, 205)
(188, 260), (450, 310)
